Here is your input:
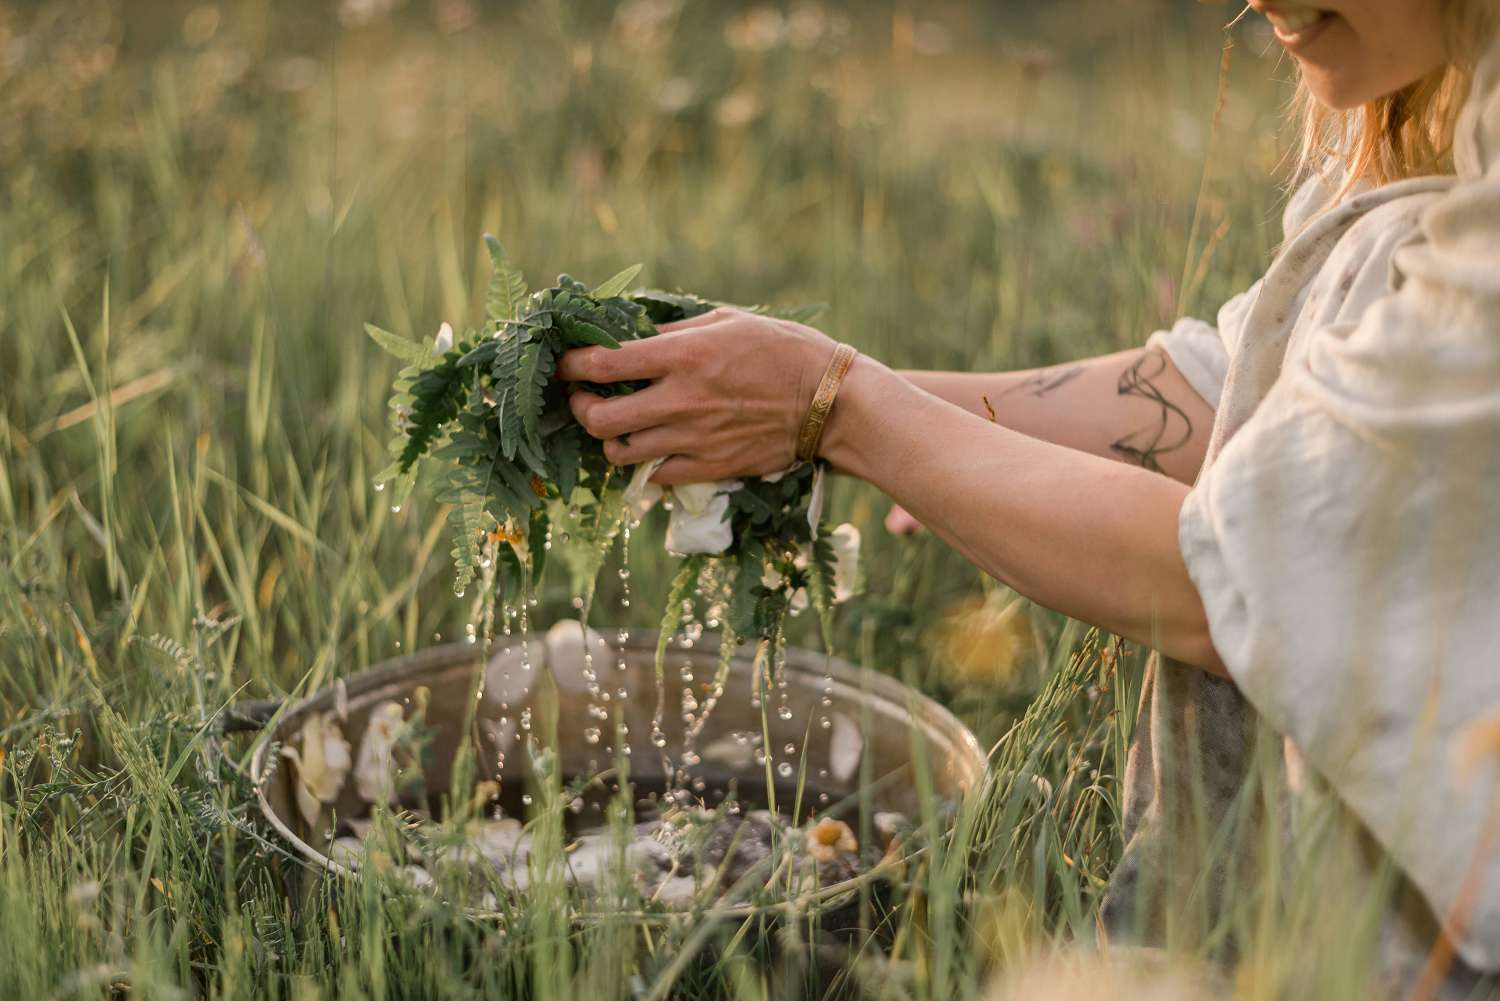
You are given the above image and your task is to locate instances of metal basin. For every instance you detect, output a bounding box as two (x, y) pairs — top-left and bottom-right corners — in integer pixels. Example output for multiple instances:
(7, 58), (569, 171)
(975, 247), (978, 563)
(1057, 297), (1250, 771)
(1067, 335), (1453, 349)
(248, 630), (987, 917)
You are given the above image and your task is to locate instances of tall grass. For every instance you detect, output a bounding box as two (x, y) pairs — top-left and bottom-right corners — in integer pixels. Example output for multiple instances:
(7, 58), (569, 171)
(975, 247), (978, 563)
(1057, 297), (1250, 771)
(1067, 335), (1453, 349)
(0, 1), (1378, 998)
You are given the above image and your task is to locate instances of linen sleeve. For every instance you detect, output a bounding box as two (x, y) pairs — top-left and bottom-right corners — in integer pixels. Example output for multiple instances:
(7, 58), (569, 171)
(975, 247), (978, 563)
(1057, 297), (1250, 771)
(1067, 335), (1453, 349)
(1146, 283), (1260, 410)
(1176, 157), (1500, 969)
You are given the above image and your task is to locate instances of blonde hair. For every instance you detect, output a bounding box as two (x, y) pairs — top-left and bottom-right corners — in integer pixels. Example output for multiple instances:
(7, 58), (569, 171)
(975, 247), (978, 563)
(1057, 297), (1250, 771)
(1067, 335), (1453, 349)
(1293, 2), (1498, 192)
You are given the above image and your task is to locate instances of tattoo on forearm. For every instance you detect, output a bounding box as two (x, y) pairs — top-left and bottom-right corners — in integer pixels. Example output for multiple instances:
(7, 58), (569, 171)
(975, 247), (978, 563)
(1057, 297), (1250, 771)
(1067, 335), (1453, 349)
(1110, 349), (1192, 473)
(995, 364), (1086, 400)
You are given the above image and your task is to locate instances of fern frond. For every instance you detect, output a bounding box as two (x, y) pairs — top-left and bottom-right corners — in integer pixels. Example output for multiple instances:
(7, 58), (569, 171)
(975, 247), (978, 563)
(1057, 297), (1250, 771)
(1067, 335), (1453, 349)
(365, 323), (430, 364)
(513, 339), (554, 477)
(484, 234), (528, 326)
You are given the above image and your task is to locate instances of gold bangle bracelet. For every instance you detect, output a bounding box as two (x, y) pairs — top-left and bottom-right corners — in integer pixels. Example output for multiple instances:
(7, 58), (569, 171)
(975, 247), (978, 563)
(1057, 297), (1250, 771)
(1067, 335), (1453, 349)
(796, 342), (858, 462)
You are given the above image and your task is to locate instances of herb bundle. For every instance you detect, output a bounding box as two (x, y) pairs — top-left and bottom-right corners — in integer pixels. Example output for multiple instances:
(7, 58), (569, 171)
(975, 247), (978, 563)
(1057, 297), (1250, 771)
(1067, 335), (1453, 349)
(367, 237), (847, 663)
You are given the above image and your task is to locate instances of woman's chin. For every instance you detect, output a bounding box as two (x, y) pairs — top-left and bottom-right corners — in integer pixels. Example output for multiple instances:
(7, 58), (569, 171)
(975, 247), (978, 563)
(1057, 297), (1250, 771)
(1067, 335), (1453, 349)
(1299, 68), (1377, 112)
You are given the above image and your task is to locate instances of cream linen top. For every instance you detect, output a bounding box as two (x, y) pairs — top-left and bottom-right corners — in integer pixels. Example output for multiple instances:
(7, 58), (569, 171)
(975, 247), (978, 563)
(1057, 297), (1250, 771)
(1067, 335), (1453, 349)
(1107, 37), (1500, 983)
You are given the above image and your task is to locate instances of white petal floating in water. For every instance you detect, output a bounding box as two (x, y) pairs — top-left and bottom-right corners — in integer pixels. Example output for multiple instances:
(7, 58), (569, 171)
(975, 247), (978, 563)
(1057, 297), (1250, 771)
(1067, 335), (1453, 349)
(282, 711), (352, 827)
(828, 711), (863, 783)
(543, 620), (613, 691)
(482, 638), (547, 706)
(353, 702), (405, 804)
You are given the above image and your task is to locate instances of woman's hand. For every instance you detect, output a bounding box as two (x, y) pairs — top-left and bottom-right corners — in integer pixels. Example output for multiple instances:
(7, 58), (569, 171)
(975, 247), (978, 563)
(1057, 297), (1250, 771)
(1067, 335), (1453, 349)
(558, 308), (837, 485)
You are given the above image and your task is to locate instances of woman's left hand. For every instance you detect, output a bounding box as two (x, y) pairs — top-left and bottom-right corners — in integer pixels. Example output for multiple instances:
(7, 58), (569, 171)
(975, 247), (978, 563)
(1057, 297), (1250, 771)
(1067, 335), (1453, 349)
(558, 308), (837, 485)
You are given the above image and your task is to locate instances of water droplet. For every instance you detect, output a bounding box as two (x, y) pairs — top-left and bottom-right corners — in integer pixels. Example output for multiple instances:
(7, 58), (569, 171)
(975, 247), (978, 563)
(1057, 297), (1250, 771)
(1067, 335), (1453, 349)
(777, 762), (793, 778)
(390, 504), (402, 513)
(783, 743), (796, 755)
(819, 717), (831, 729)
(777, 707), (794, 721)
(584, 727), (601, 744)
(373, 481), (386, 492)
(455, 590), (466, 598)
(521, 794), (533, 806)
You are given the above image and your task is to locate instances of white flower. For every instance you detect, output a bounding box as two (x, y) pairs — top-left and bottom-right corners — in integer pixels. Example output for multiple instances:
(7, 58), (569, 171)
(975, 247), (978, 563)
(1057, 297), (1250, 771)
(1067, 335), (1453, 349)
(805, 817), (858, 863)
(281, 712), (352, 826)
(829, 523), (861, 603)
(666, 489), (734, 555)
(354, 702), (406, 805)
(623, 458), (665, 522)
(432, 321), (454, 357)
(671, 480), (731, 516)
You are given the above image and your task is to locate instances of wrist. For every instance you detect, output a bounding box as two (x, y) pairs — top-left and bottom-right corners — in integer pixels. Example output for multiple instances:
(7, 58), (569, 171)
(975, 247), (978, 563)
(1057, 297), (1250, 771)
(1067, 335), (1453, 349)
(816, 353), (896, 477)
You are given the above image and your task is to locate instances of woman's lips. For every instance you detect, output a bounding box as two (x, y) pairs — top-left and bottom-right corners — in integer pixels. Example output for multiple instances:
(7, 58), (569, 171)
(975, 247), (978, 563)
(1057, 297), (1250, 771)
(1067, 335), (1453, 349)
(1263, 7), (1335, 50)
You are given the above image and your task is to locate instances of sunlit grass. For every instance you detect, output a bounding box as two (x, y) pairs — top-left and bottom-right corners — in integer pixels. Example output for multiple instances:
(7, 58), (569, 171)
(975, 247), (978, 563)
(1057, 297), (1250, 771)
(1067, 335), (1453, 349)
(0, 1), (1404, 998)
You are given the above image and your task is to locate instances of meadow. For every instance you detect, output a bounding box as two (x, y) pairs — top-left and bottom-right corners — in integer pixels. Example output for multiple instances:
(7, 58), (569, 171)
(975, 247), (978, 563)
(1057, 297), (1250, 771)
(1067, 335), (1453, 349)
(0, 1), (1377, 998)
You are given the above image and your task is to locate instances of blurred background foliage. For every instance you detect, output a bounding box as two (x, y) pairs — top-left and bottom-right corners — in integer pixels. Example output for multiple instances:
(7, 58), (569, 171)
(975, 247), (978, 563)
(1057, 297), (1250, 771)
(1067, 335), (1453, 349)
(0, 1), (1308, 997)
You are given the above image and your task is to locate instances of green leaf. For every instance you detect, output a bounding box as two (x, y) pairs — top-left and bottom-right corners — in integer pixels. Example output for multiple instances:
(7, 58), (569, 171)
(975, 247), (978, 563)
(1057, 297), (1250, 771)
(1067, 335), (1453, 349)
(558, 314), (622, 350)
(513, 339), (555, 476)
(591, 263), (643, 300)
(484, 234), (528, 324)
(803, 530), (837, 652)
(549, 425), (584, 499)
(528, 508), (550, 586)
(365, 323), (429, 364)
(457, 338), (501, 368)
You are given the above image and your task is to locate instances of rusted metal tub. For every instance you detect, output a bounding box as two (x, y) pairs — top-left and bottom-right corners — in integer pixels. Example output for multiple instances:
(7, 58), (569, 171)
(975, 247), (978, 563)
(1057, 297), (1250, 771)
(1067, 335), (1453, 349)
(244, 630), (986, 919)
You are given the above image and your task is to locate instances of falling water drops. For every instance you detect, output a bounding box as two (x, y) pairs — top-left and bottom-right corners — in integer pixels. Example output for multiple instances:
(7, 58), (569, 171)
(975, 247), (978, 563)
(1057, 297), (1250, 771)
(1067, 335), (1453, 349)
(373, 481), (386, 492)
(776, 761), (793, 778)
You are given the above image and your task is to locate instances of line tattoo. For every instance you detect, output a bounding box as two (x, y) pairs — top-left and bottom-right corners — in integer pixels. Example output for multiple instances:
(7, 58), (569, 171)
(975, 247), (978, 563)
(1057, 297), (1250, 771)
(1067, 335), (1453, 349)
(996, 364), (1086, 400)
(1110, 349), (1193, 473)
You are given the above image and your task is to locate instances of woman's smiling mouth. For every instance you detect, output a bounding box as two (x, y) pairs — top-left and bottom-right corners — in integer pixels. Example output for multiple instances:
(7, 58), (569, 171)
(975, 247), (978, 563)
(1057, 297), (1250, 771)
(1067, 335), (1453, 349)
(1258, 4), (1336, 51)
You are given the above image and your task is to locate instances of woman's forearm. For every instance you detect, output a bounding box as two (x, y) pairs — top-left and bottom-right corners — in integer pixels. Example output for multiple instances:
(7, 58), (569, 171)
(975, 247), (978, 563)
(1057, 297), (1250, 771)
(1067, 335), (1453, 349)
(825, 356), (1226, 675)
(900, 349), (1216, 486)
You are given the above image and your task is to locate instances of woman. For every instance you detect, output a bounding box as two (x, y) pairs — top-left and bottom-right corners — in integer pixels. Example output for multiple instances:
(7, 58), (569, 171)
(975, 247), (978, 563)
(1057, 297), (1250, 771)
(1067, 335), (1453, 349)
(563, 2), (1500, 993)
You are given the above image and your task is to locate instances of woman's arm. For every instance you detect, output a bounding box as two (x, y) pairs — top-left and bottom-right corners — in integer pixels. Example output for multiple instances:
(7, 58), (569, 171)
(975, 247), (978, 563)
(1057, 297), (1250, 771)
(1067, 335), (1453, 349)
(558, 310), (1226, 674)
(901, 350), (1216, 485)
(826, 355), (1224, 674)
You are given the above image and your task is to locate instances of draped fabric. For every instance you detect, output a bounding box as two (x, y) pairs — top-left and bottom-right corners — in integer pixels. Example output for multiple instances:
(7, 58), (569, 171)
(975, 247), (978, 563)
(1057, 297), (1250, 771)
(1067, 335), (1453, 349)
(1103, 39), (1500, 993)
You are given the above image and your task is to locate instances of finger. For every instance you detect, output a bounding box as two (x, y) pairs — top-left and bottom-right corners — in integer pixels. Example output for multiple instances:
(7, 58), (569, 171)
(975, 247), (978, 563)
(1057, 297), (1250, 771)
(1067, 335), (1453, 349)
(569, 384), (690, 441)
(651, 456), (732, 486)
(557, 337), (675, 383)
(656, 307), (736, 334)
(602, 427), (698, 467)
